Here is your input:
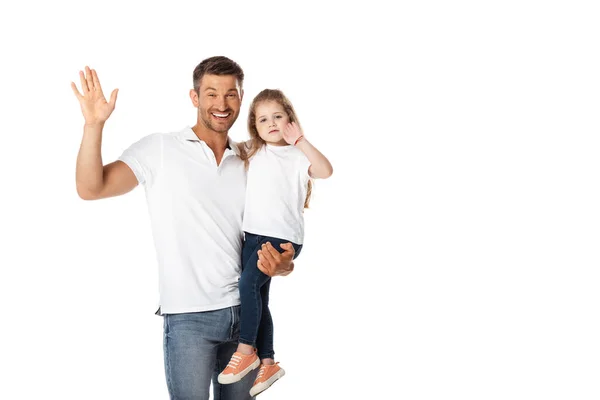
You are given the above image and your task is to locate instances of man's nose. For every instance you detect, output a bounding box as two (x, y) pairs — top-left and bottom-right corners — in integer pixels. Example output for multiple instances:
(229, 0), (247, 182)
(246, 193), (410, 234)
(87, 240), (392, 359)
(216, 96), (227, 110)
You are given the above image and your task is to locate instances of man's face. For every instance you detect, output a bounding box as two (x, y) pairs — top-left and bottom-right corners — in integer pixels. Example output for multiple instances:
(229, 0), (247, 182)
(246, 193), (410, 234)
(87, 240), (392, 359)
(193, 74), (242, 133)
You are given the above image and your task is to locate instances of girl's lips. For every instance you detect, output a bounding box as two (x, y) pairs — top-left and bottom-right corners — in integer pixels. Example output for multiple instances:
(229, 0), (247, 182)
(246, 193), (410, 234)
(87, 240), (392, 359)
(269, 129), (279, 134)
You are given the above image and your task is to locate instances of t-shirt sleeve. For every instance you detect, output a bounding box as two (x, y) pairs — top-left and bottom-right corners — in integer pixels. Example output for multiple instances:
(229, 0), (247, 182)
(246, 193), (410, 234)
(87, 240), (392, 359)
(297, 151), (312, 180)
(118, 133), (162, 186)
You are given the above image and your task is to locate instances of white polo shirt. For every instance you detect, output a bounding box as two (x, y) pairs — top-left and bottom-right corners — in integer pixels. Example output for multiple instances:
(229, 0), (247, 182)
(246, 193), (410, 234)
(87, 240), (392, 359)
(242, 144), (311, 244)
(119, 126), (247, 314)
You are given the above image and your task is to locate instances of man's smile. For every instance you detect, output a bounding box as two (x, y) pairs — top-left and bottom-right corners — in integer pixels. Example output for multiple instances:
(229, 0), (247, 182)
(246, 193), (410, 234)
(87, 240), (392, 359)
(211, 112), (231, 120)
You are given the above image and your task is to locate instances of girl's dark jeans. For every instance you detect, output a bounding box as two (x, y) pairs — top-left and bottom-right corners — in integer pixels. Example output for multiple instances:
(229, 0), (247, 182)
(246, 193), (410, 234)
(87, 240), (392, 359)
(238, 231), (302, 360)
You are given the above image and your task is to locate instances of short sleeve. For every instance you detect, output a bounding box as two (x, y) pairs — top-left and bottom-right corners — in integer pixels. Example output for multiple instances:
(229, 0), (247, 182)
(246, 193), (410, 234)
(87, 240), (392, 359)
(296, 150), (311, 180)
(118, 133), (163, 186)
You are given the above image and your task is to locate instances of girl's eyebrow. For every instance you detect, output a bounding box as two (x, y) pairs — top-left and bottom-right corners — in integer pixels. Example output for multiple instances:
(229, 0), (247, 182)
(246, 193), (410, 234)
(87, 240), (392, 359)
(257, 112), (284, 119)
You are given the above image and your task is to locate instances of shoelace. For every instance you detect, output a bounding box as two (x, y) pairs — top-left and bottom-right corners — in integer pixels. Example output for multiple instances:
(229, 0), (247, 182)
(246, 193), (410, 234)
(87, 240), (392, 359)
(226, 354), (242, 370)
(256, 366), (266, 379)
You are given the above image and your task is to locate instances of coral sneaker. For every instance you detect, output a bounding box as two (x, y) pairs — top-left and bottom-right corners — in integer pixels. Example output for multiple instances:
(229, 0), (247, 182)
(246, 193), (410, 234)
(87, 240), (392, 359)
(218, 350), (260, 384)
(249, 363), (286, 397)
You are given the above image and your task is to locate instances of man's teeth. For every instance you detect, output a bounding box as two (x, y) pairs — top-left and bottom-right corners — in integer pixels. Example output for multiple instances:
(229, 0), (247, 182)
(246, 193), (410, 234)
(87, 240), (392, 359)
(212, 113), (230, 118)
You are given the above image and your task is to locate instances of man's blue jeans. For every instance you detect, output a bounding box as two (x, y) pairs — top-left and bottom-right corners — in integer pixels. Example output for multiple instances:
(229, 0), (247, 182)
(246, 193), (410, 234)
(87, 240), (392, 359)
(163, 307), (257, 400)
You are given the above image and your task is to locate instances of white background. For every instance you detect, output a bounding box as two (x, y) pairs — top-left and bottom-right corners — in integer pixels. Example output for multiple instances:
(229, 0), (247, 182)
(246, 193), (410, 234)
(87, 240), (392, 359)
(1, 1), (599, 399)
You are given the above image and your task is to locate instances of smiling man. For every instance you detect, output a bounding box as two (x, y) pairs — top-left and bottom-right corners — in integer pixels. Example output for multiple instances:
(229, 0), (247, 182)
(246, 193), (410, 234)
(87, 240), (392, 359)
(73, 56), (296, 399)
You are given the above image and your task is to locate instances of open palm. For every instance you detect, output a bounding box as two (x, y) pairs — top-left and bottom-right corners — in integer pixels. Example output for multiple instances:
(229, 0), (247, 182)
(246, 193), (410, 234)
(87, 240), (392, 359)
(71, 66), (118, 125)
(282, 122), (303, 145)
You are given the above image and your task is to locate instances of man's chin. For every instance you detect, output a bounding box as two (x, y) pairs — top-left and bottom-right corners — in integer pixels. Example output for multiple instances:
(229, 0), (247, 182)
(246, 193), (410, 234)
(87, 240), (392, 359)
(202, 120), (233, 134)
(213, 124), (233, 133)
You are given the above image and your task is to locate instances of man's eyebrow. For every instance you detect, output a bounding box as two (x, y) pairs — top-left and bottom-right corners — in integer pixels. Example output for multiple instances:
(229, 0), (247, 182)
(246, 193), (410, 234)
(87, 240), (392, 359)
(203, 87), (239, 93)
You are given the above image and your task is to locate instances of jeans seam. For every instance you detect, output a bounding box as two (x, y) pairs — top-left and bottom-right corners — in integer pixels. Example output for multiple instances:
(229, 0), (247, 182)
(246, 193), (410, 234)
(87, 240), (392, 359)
(240, 270), (263, 347)
(229, 307), (233, 340)
(215, 355), (222, 400)
(164, 315), (174, 399)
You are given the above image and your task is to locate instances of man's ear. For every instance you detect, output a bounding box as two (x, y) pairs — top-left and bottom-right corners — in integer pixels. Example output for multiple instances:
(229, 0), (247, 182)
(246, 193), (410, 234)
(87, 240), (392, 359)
(240, 89), (244, 102)
(189, 89), (199, 107)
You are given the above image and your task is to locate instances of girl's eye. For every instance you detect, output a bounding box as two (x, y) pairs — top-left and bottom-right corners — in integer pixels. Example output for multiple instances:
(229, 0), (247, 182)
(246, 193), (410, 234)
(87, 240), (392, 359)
(276, 115), (282, 119)
(259, 119), (266, 123)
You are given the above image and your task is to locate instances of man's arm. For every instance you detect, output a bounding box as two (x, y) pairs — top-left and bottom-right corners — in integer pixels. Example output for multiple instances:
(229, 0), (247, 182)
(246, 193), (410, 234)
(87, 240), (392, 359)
(257, 242), (296, 277)
(72, 67), (137, 200)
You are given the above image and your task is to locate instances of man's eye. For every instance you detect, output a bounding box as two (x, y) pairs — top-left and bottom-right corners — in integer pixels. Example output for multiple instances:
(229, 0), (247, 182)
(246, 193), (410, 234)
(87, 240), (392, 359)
(227, 94), (237, 98)
(208, 94), (216, 97)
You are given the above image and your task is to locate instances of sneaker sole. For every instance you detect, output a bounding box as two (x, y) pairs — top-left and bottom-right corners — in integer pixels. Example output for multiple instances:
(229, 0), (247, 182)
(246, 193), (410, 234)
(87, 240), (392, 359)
(249, 368), (285, 397)
(218, 357), (260, 384)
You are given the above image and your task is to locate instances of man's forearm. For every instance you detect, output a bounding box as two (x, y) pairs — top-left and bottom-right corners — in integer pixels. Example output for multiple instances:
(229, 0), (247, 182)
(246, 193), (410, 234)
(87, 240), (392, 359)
(76, 123), (105, 198)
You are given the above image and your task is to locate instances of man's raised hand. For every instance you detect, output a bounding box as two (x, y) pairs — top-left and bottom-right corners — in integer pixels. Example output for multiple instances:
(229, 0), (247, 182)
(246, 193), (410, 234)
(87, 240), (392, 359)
(71, 66), (118, 125)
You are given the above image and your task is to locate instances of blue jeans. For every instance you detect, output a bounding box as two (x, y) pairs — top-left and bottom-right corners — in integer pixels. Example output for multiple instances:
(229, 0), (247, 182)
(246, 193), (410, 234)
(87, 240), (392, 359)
(163, 307), (257, 400)
(238, 232), (302, 360)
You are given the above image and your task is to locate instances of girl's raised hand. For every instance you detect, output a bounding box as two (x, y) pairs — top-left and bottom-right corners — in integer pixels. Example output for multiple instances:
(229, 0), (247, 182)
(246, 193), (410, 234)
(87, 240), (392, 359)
(282, 122), (304, 145)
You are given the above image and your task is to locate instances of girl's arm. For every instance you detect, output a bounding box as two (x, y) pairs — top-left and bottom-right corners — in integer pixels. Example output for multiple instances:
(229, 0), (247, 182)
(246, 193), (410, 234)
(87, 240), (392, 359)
(283, 122), (333, 179)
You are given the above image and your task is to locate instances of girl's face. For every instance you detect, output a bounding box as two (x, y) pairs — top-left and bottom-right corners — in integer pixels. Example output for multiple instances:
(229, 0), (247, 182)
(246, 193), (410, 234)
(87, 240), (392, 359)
(254, 100), (289, 146)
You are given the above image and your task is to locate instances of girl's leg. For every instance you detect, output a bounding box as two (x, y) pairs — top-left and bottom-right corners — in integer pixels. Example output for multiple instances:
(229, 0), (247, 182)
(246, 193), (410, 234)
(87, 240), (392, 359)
(256, 278), (275, 364)
(238, 237), (271, 351)
(217, 234), (269, 385)
(255, 239), (303, 364)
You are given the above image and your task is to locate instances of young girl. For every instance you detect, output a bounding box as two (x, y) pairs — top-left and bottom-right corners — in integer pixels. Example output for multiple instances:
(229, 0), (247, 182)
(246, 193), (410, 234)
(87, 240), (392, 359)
(217, 89), (333, 396)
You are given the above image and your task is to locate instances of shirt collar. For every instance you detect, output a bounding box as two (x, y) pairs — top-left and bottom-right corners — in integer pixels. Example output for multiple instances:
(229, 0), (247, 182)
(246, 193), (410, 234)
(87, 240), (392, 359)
(180, 126), (240, 156)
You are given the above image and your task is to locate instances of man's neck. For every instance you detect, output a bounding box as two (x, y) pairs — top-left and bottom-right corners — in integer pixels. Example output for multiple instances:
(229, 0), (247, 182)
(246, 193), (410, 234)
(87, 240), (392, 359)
(192, 124), (229, 149)
(192, 124), (230, 165)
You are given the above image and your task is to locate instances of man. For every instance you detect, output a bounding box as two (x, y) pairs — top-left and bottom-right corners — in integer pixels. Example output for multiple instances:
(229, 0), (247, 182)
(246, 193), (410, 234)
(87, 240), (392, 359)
(72, 56), (296, 399)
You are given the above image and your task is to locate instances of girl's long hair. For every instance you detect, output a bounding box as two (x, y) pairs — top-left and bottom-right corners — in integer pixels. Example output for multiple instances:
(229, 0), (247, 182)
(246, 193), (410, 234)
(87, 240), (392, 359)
(239, 89), (313, 208)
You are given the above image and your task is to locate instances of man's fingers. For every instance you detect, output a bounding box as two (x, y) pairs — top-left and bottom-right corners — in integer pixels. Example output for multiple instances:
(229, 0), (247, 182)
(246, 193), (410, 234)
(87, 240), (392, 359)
(257, 260), (270, 276)
(259, 243), (277, 265)
(85, 66), (94, 91)
(279, 242), (293, 252)
(70, 82), (82, 99)
(279, 242), (295, 260)
(109, 88), (119, 108)
(263, 242), (282, 261)
(92, 69), (103, 94)
(79, 71), (89, 94)
(257, 250), (268, 266)
(257, 252), (274, 276)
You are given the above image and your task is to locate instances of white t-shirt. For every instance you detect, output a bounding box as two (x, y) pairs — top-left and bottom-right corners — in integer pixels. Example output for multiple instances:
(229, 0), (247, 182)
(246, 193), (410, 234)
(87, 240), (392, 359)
(118, 127), (247, 314)
(242, 143), (311, 244)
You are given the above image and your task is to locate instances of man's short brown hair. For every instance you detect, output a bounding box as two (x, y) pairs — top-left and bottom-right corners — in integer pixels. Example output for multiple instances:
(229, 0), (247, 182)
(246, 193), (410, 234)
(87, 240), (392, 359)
(193, 56), (244, 92)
